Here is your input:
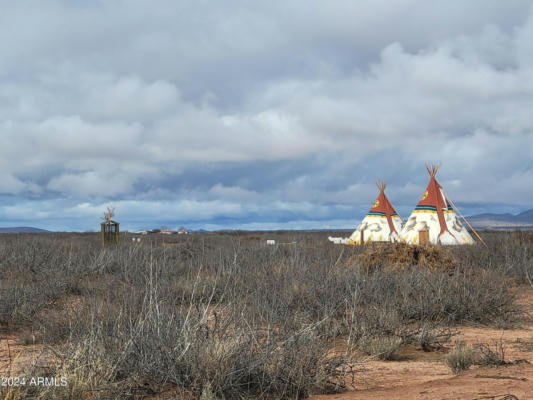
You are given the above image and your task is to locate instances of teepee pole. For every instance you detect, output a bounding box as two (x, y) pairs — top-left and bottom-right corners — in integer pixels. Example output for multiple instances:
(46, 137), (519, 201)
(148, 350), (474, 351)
(444, 193), (488, 248)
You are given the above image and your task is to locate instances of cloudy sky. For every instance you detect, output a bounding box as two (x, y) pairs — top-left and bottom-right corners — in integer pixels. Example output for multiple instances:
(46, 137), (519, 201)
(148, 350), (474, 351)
(1, 1), (532, 231)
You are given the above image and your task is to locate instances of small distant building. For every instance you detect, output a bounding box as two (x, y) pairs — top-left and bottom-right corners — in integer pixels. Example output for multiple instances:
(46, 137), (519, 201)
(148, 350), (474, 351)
(328, 236), (348, 244)
(266, 239), (276, 245)
(177, 227), (189, 234)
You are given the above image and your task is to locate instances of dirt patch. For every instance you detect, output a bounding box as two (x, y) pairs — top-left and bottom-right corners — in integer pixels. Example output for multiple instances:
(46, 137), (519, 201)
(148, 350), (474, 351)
(312, 289), (533, 400)
(345, 243), (456, 273)
(0, 328), (46, 376)
(312, 364), (533, 400)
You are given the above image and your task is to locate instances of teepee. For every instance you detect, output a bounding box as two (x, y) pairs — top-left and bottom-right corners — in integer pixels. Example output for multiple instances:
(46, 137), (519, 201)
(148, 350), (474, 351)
(399, 165), (475, 245)
(347, 182), (403, 244)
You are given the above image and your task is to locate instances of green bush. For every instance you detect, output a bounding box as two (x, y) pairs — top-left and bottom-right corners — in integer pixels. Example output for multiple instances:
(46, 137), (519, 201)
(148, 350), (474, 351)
(446, 342), (476, 373)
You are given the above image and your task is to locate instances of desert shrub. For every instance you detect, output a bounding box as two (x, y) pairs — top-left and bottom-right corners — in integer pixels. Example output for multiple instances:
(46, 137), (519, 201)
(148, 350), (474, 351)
(393, 268), (519, 325)
(45, 274), (354, 399)
(0, 285), (46, 323)
(339, 267), (519, 338)
(348, 243), (456, 273)
(446, 342), (476, 373)
(400, 323), (455, 351)
(475, 340), (507, 367)
(200, 383), (217, 400)
(0, 387), (27, 400)
(359, 336), (402, 360)
(452, 230), (533, 284)
(0, 231), (526, 398)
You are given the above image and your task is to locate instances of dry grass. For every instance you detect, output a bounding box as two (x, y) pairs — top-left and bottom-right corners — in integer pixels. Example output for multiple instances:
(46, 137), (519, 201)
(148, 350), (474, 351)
(346, 242), (457, 273)
(0, 230), (529, 399)
(358, 336), (402, 360)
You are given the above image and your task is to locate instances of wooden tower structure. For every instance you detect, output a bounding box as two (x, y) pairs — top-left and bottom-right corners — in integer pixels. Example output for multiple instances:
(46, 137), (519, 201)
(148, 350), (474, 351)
(100, 210), (119, 246)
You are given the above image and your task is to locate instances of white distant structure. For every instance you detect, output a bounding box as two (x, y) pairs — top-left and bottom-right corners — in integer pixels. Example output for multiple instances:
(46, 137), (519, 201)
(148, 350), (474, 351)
(177, 227), (189, 234)
(347, 182), (403, 244)
(266, 239), (276, 245)
(328, 236), (349, 244)
(398, 165), (475, 245)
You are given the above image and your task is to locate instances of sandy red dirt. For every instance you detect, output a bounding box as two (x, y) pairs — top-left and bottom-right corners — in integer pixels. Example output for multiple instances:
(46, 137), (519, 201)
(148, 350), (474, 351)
(312, 289), (533, 400)
(0, 327), (46, 377)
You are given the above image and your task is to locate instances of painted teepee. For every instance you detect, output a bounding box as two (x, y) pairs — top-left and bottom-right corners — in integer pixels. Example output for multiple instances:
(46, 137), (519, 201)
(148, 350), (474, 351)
(347, 182), (403, 244)
(399, 165), (475, 245)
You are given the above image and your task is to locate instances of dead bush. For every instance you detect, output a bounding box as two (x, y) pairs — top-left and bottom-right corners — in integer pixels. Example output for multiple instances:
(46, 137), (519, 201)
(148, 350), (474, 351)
(400, 323), (456, 351)
(346, 243), (456, 273)
(475, 339), (508, 367)
(359, 336), (402, 360)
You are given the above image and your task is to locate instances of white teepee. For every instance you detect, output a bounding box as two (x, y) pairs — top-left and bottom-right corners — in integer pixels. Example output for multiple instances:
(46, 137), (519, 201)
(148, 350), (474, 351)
(399, 165), (475, 245)
(347, 182), (403, 244)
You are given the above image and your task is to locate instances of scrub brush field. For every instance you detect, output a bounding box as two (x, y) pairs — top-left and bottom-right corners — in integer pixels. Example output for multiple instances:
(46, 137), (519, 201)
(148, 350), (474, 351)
(0, 231), (531, 399)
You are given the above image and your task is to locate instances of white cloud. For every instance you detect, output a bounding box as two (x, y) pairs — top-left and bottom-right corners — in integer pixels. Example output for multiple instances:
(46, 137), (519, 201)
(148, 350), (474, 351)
(47, 171), (135, 197)
(0, 1), (532, 229)
(0, 173), (27, 195)
(209, 184), (259, 201)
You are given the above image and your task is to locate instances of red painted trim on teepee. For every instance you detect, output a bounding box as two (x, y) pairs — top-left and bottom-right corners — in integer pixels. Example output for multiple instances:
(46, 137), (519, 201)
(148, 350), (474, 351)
(369, 187), (398, 236)
(417, 176), (447, 209)
(417, 173), (449, 239)
(386, 212), (397, 237)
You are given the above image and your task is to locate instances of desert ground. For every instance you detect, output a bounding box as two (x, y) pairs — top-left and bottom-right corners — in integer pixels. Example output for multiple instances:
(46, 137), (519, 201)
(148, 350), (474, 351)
(0, 230), (532, 399)
(312, 290), (533, 400)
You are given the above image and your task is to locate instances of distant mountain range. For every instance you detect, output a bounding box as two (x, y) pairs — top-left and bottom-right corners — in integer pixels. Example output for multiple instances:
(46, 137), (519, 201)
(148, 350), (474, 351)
(467, 209), (533, 229)
(0, 227), (51, 233)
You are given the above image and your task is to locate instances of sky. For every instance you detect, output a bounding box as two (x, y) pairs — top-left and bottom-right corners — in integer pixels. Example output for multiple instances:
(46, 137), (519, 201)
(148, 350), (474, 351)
(1, 0), (532, 231)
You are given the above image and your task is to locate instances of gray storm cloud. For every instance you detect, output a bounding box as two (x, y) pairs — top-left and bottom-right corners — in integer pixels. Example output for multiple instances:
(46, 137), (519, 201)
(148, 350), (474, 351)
(0, 1), (532, 230)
